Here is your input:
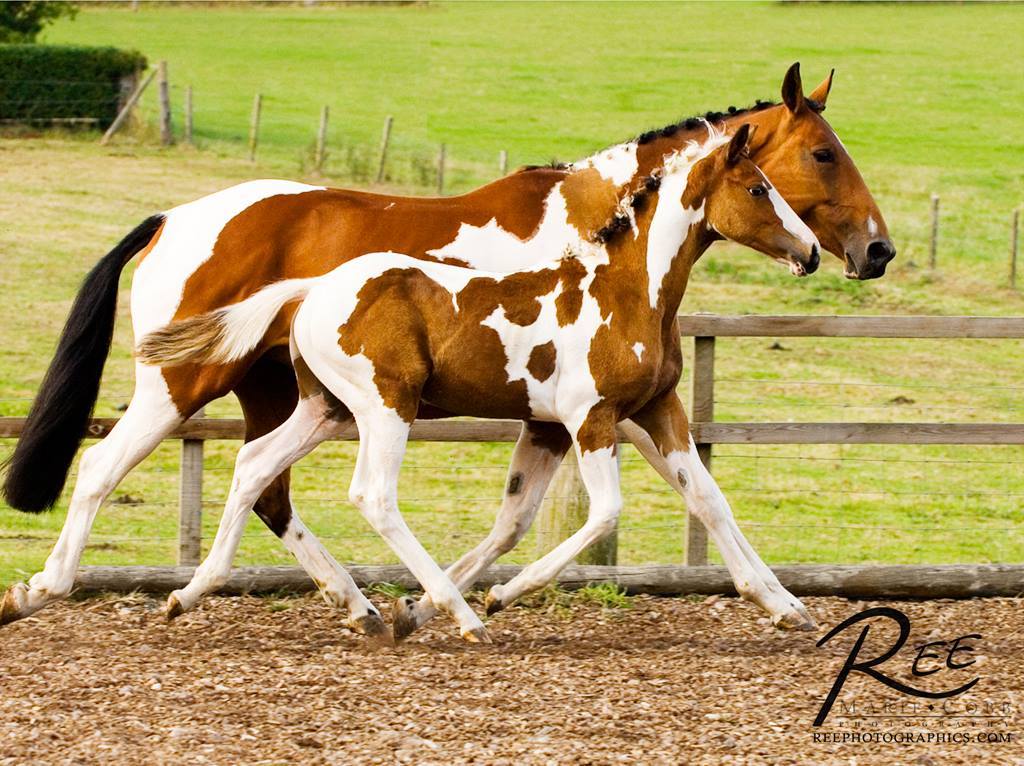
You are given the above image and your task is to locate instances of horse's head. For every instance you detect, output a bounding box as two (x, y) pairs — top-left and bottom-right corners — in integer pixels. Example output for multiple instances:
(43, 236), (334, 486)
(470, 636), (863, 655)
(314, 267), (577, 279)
(745, 63), (896, 280)
(696, 124), (821, 277)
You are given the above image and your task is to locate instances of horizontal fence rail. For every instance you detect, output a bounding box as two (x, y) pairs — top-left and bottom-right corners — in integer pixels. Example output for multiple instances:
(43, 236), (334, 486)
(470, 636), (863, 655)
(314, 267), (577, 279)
(2, 314), (1022, 596)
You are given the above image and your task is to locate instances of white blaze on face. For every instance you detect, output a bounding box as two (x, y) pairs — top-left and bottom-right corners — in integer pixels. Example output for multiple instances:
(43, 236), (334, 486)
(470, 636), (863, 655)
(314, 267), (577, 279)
(572, 142), (639, 186)
(758, 169), (818, 250)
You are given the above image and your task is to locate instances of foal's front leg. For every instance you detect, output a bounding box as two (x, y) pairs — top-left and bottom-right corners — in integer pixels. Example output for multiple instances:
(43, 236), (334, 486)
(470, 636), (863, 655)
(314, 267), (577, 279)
(629, 391), (815, 630)
(485, 411), (622, 613)
(398, 421), (571, 638)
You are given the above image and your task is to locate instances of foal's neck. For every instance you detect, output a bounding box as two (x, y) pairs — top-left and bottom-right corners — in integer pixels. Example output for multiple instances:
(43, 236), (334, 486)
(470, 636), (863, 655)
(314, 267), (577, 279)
(599, 166), (714, 327)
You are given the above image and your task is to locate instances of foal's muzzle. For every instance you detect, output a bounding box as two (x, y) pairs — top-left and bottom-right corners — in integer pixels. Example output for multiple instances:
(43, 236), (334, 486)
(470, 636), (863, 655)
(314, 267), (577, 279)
(790, 243), (820, 277)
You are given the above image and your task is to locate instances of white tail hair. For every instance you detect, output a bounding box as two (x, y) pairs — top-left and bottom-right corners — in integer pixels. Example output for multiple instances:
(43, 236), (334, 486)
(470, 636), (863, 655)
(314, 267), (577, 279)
(136, 278), (316, 367)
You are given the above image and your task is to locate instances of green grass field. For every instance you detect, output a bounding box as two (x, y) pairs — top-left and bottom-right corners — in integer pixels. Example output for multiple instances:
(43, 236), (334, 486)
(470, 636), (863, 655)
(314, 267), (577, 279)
(1, 2), (1022, 584)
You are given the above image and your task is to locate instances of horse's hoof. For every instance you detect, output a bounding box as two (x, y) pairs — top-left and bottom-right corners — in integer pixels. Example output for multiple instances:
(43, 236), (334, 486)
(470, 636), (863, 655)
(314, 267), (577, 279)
(350, 612), (392, 647)
(461, 624), (492, 644)
(484, 589), (505, 616)
(165, 593), (185, 622)
(0, 583), (28, 626)
(391, 596), (418, 642)
(772, 603), (817, 632)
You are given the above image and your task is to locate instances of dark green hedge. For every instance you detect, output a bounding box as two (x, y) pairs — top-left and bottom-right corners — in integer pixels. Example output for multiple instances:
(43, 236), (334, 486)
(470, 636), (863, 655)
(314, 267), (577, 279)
(0, 45), (147, 127)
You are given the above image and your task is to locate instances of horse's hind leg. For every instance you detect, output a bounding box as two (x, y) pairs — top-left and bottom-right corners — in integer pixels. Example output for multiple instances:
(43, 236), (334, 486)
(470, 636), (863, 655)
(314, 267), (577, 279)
(1, 364), (184, 624)
(234, 356), (387, 638)
(400, 421), (571, 635)
(166, 393), (384, 637)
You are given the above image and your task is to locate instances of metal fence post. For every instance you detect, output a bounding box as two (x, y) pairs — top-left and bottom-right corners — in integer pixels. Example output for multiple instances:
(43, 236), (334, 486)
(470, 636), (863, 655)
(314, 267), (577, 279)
(688, 335), (715, 565)
(178, 407), (204, 566)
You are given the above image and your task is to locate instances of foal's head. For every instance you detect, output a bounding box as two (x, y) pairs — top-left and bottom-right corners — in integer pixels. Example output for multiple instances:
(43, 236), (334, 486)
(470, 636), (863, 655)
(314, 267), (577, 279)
(695, 124), (821, 276)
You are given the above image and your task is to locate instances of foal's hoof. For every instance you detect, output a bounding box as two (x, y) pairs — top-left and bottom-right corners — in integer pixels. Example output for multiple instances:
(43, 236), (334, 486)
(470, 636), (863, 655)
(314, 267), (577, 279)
(484, 590), (505, 616)
(165, 593), (186, 622)
(461, 624), (492, 644)
(350, 612), (392, 647)
(391, 596), (418, 642)
(772, 602), (817, 632)
(0, 583), (28, 626)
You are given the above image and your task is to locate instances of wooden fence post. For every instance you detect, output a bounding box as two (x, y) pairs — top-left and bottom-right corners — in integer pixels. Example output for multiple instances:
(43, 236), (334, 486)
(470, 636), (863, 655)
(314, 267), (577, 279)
(315, 104), (329, 172)
(100, 66), (157, 145)
(929, 193), (940, 270)
(499, 149), (508, 176)
(437, 143), (446, 195)
(375, 115), (393, 183)
(1010, 208), (1020, 289)
(183, 85), (193, 145)
(157, 60), (173, 146)
(536, 450), (617, 566)
(248, 93), (262, 162)
(688, 335), (715, 565)
(178, 407), (204, 566)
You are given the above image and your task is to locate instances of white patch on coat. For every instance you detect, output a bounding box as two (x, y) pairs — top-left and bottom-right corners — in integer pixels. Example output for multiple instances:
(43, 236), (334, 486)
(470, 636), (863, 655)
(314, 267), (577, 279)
(867, 215), (878, 237)
(131, 180), (324, 338)
(632, 342), (644, 362)
(572, 142), (639, 186)
(425, 185), (600, 271)
(646, 163), (705, 308)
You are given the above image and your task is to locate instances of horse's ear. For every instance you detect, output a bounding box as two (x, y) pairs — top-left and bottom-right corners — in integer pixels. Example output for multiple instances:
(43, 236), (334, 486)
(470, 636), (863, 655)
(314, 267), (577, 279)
(809, 68), (834, 110)
(781, 62), (805, 114)
(727, 124), (751, 165)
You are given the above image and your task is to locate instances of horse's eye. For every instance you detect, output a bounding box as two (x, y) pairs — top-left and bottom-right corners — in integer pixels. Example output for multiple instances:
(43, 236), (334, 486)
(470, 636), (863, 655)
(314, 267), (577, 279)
(813, 148), (835, 163)
(748, 184), (767, 197)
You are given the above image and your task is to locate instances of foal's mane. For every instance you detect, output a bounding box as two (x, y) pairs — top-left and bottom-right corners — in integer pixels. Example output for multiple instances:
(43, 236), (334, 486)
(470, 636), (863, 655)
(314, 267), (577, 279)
(593, 126), (731, 245)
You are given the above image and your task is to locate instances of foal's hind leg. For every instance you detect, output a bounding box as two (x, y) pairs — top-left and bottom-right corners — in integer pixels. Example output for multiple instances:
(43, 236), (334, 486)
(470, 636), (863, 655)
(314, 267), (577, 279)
(348, 409), (488, 643)
(166, 395), (384, 638)
(1, 364), (184, 624)
(399, 421), (571, 637)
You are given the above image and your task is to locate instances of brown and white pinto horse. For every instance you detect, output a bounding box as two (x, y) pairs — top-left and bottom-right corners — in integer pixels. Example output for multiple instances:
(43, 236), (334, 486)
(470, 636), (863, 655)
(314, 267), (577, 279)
(138, 126), (820, 642)
(0, 64), (893, 627)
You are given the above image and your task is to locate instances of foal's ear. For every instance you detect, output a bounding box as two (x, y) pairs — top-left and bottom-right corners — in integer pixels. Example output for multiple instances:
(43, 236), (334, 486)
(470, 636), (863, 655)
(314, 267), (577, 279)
(781, 62), (805, 114)
(727, 123), (751, 165)
(808, 68), (834, 110)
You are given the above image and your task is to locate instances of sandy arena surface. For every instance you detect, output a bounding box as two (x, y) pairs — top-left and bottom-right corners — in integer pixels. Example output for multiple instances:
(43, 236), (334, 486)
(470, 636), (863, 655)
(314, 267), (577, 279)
(0, 593), (1021, 766)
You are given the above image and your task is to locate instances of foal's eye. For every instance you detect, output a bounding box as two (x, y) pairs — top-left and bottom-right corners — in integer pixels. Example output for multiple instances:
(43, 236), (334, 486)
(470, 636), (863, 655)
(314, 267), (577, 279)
(812, 148), (836, 163)
(748, 184), (767, 197)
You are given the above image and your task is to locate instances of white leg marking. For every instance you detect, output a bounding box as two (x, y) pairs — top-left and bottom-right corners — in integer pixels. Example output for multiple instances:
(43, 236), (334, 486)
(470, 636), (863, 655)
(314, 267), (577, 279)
(410, 425), (568, 629)
(168, 397), (344, 615)
(490, 442), (621, 606)
(347, 410), (486, 641)
(10, 366), (183, 618)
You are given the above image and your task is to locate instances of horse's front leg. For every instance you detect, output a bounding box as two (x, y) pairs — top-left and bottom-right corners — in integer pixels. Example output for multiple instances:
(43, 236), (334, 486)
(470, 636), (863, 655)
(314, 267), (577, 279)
(628, 391), (815, 630)
(398, 420), (571, 638)
(485, 409), (622, 613)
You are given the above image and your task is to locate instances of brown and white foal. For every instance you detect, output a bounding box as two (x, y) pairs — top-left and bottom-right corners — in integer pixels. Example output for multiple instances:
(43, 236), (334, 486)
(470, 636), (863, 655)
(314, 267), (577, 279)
(138, 125), (819, 642)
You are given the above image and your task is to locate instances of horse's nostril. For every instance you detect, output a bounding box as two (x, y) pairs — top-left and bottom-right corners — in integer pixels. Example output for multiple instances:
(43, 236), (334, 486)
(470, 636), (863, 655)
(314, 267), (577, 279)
(867, 240), (896, 264)
(806, 244), (820, 274)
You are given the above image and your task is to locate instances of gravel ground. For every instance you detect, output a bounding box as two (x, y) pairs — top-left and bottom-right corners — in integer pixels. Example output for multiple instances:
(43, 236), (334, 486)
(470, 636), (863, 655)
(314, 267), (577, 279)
(0, 593), (1020, 766)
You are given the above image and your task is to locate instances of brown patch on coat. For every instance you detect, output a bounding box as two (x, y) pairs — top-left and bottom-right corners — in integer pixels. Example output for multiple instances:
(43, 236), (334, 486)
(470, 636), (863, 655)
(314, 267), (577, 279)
(560, 167), (621, 239)
(526, 342), (556, 382)
(554, 257), (587, 326)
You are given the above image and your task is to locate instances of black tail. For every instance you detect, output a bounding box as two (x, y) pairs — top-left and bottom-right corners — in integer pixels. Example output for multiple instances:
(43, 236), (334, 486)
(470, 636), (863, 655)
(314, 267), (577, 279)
(1, 215), (165, 512)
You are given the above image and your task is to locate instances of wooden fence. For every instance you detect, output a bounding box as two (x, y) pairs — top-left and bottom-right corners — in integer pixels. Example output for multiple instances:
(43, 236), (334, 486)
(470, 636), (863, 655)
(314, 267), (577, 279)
(2, 314), (1024, 597)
